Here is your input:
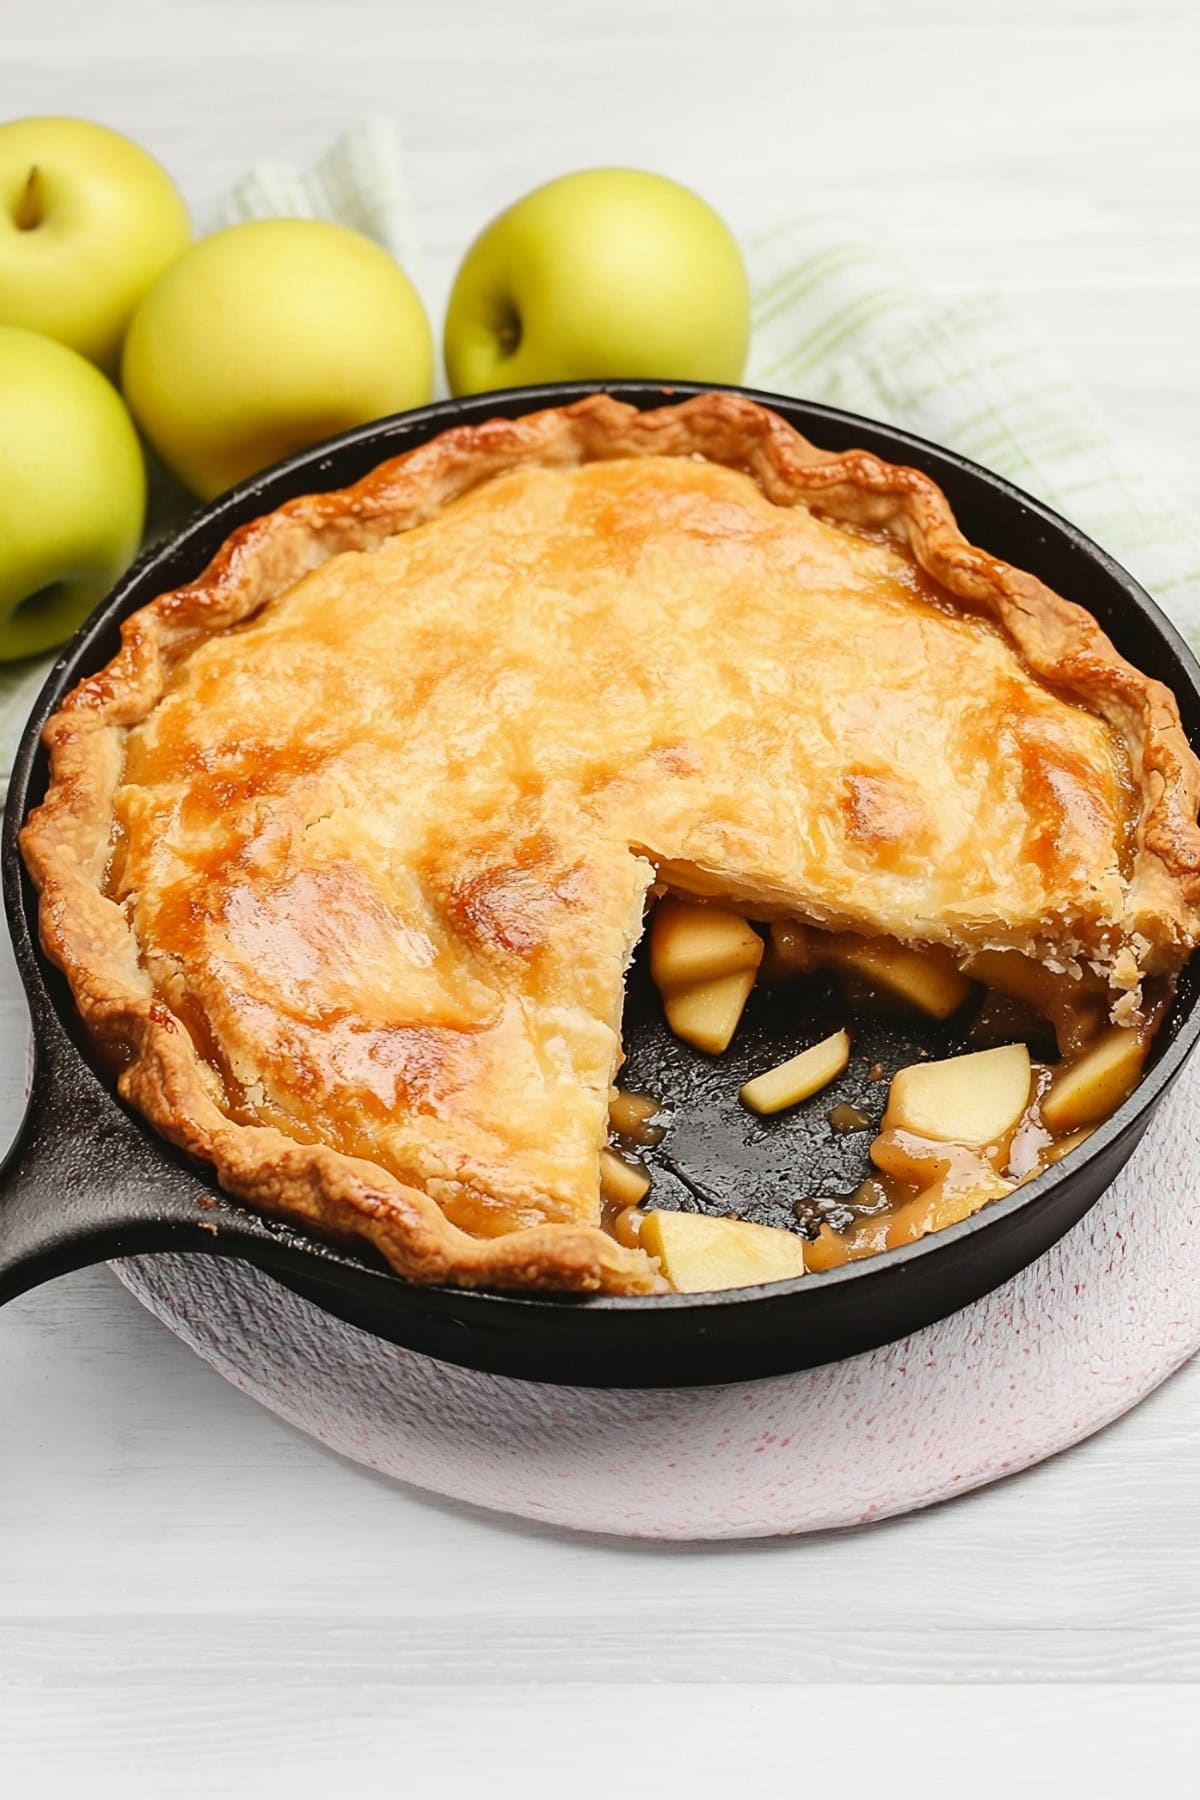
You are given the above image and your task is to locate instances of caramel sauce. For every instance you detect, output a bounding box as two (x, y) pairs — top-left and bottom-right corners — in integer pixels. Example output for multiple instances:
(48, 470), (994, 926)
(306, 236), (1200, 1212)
(801, 1005), (1150, 1270)
(960, 949), (1108, 1058)
(609, 1204), (647, 1250)
(608, 1087), (667, 1147)
(642, 916), (1159, 1279)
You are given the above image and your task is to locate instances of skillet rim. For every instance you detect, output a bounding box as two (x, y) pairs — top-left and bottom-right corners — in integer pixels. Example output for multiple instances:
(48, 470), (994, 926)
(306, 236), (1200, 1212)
(4, 376), (1200, 1324)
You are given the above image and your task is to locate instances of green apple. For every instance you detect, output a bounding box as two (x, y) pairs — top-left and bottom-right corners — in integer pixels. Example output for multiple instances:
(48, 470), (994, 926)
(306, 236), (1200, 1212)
(0, 116), (190, 375)
(122, 218), (434, 500)
(443, 168), (750, 396)
(0, 327), (145, 662)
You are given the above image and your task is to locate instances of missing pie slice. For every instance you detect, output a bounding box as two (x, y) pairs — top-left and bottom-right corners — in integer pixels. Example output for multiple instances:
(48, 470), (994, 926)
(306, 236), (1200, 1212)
(21, 394), (1200, 1294)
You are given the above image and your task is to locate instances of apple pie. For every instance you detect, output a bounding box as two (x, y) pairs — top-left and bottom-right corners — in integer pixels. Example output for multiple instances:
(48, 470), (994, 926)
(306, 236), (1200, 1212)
(21, 394), (1200, 1294)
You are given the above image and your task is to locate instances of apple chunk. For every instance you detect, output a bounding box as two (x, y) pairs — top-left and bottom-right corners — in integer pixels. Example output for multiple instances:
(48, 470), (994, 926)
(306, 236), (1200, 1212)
(663, 968), (756, 1055)
(884, 1044), (1032, 1145)
(739, 1029), (851, 1116)
(1040, 1027), (1147, 1133)
(763, 919), (815, 979)
(649, 897), (764, 990)
(640, 1210), (806, 1292)
(608, 1089), (660, 1139)
(961, 949), (1052, 1011)
(598, 1147), (651, 1207)
(824, 936), (973, 1019)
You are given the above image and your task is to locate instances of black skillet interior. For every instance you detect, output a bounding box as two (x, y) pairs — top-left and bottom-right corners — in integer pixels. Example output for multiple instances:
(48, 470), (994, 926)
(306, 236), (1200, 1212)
(3, 380), (1199, 1388)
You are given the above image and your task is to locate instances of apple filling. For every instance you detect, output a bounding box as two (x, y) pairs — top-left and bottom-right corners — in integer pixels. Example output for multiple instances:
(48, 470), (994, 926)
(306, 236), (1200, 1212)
(607, 897), (1156, 1294)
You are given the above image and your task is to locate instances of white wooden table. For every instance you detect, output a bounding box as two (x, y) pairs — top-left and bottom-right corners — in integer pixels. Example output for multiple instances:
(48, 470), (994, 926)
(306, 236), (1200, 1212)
(2, 2), (1198, 1792)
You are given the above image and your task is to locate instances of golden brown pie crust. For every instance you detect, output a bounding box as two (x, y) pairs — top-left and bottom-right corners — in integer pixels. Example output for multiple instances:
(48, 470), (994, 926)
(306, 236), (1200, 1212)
(20, 394), (1200, 1294)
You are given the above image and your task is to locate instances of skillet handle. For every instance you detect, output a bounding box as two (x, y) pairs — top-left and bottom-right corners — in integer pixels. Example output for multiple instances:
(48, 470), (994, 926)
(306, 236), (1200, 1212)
(0, 997), (267, 1307)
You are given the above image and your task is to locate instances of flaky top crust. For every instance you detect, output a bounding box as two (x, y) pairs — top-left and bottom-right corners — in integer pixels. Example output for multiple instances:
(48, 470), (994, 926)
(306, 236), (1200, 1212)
(20, 394), (1200, 1295)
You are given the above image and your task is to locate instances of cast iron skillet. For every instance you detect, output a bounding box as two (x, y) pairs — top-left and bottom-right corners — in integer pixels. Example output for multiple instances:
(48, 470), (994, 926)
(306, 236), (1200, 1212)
(3, 380), (1199, 1387)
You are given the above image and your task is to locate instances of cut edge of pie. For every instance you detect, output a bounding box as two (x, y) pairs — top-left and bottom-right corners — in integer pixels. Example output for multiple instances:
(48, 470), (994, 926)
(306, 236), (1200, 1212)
(20, 392), (1200, 1295)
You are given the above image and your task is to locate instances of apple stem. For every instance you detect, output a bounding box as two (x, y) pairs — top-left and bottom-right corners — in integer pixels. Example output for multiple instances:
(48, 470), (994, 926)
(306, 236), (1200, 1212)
(14, 165), (45, 231)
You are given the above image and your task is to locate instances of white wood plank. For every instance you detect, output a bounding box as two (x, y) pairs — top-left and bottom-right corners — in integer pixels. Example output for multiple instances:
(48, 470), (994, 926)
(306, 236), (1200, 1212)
(0, 1682), (1197, 1799)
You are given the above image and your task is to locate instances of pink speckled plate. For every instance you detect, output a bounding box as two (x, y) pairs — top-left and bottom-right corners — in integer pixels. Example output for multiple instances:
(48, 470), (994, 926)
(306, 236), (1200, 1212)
(114, 1054), (1200, 1539)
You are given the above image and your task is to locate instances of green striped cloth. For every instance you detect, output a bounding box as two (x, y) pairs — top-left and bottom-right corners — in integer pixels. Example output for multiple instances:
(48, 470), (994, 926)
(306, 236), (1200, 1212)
(745, 217), (1198, 628)
(3, 122), (1196, 792)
